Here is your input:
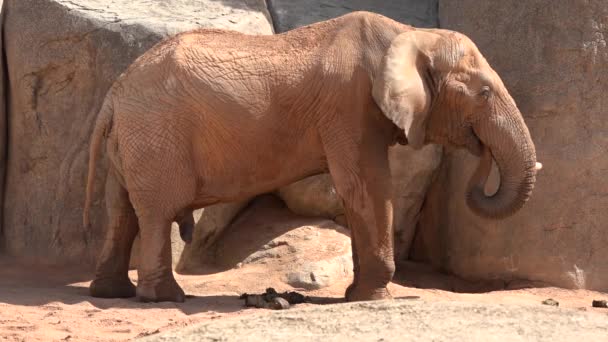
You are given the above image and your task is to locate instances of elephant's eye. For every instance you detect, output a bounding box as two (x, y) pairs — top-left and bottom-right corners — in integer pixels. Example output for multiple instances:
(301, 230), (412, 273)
(479, 86), (491, 100)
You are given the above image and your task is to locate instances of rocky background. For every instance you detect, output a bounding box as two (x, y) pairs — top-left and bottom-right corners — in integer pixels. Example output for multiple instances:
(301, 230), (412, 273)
(412, 0), (608, 291)
(0, 0), (606, 292)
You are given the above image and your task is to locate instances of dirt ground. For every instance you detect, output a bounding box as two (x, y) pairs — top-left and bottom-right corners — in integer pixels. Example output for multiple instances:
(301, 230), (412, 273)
(144, 299), (608, 342)
(1, 257), (607, 342)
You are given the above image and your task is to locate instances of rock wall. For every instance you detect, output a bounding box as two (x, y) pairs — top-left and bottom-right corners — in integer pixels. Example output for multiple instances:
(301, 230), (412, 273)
(413, 0), (608, 291)
(267, 0), (438, 32)
(1, 0), (273, 262)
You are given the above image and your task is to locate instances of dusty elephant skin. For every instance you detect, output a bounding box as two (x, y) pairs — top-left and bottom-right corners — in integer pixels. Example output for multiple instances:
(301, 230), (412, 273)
(1, 0), (273, 263)
(268, 0), (442, 268)
(83, 12), (539, 303)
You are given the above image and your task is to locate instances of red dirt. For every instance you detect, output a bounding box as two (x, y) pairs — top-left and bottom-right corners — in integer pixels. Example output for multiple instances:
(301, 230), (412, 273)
(1, 257), (606, 342)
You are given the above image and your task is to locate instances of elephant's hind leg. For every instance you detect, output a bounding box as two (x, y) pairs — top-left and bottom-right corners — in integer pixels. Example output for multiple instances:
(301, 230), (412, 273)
(90, 170), (139, 298)
(135, 214), (185, 302)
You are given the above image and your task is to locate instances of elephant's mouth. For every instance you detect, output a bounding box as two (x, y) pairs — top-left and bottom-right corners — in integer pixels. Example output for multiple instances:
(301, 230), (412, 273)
(464, 128), (483, 157)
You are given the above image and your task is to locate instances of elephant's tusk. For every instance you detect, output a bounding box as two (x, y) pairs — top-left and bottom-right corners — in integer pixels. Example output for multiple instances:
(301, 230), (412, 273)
(535, 162), (543, 171)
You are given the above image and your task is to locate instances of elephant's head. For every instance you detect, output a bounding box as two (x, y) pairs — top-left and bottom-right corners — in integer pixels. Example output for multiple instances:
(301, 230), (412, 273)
(372, 28), (540, 219)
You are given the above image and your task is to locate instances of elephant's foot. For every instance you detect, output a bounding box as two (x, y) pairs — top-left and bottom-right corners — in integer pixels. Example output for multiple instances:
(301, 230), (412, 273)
(90, 276), (136, 298)
(136, 277), (185, 303)
(345, 283), (392, 302)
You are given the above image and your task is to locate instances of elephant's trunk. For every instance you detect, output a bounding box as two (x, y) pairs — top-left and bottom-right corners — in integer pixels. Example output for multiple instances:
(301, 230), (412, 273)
(465, 111), (537, 219)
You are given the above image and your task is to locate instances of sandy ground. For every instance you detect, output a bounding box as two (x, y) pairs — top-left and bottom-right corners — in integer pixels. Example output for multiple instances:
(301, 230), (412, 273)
(1, 257), (607, 341)
(144, 299), (608, 342)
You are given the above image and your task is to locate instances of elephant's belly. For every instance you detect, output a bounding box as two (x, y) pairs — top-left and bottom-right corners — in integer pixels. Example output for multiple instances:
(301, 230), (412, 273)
(194, 158), (327, 206)
(192, 133), (327, 206)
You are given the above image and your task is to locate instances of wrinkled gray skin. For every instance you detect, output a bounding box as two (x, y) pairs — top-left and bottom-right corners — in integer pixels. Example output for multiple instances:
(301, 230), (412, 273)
(83, 12), (538, 303)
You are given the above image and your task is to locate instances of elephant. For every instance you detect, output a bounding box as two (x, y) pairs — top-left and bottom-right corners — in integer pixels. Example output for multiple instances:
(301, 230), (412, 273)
(83, 11), (541, 303)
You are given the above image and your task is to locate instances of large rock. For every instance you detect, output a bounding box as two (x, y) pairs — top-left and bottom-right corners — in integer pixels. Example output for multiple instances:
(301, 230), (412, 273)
(277, 175), (344, 222)
(389, 145), (442, 260)
(413, 1), (608, 291)
(279, 145), (442, 262)
(271, 0), (442, 261)
(267, 0), (438, 32)
(176, 201), (250, 272)
(1, 0), (273, 263)
(184, 195), (353, 290)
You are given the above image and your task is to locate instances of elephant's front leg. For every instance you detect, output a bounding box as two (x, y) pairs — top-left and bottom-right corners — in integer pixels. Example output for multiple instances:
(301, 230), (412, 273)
(347, 229), (361, 295)
(324, 135), (395, 301)
(341, 181), (395, 301)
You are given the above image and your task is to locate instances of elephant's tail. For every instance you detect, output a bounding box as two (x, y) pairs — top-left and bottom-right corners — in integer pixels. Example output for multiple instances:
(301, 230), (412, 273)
(83, 97), (114, 228)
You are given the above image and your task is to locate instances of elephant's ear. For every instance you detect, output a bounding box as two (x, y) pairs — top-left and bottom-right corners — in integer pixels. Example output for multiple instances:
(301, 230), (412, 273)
(372, 31), (440, 149)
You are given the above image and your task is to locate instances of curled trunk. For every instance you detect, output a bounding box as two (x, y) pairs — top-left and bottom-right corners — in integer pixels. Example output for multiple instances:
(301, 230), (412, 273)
(466, 113), (537, 219)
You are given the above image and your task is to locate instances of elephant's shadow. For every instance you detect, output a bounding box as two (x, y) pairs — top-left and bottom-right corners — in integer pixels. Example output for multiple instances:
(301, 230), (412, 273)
(391, 260), (552, 293)
(0, 256), (245, 314)
(0, 257), (344, 315)
(0, 196), (349, 313)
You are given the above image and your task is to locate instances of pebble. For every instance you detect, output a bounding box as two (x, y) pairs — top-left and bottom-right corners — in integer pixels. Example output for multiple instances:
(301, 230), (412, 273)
(541, 299), (559, 307)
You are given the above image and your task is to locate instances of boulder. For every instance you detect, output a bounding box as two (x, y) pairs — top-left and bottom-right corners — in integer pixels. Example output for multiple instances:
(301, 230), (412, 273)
(270, 0), (442, 261)
(277, 174), (344, 221)
(279, 146), (442, 257)
(279, 145), (442, 261)
(389, 145), (442, 260)
(1, 0), (273, 263)
(176, 201), (250, 272)
(267, 0), (438, 32)
(413, 1), (608, 291)
(188, 195), (353, 291)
